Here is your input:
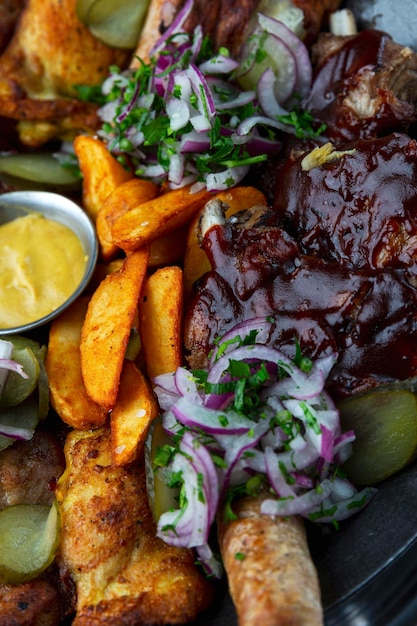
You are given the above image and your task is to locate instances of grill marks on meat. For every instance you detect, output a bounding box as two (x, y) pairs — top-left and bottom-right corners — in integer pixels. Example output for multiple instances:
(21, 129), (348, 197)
(273, 133), (417, 272)
(184, 205), (417, 398)
(302, 30), (417, 144)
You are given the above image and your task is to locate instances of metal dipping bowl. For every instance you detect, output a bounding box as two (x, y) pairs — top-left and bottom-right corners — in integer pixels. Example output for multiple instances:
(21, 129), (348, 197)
(0, 190), (98, 335)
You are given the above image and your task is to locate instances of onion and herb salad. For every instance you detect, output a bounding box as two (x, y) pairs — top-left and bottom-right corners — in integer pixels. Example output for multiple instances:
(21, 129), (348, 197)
(148, 318), (377, 577)
(94, 0), (324, 192)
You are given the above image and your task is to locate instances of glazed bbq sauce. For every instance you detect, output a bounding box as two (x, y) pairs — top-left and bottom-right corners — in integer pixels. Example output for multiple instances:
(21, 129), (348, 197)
(273, 133), (417, 272)
(302, 29), (414, 143)
(184, 212), (417, 400)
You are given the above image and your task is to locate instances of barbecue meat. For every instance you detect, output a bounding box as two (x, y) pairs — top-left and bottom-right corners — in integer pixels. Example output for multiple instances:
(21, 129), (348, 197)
(273, 133), (417, 273)
(302, 29), (417, 144)
(0, 428), (65, 508)
(184, 205), (417, 398)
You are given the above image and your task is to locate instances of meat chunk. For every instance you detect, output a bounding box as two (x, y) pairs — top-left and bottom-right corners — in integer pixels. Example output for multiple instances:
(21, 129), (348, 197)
(56, 427), (214, 626)
(184, 205), (417, 398)
(218, 495), (323, 626)
(0, 579), (62, 626)
(0, 428), (65, 508)
(273, 133), (417, 272)
(302, 29), (417, 144)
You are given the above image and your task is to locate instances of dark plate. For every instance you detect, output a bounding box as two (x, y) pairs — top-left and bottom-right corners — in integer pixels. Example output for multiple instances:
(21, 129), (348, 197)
(191, 2), (417, 625)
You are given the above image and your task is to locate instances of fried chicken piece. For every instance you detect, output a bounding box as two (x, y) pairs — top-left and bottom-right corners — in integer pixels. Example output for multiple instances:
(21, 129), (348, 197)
(0, 0), (130, 145)
(56, 427), (214, 626)
(218, 494), (323, 626)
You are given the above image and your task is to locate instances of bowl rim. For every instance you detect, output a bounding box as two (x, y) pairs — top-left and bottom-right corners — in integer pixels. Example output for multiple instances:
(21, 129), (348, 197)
(0, 190), (98, 335)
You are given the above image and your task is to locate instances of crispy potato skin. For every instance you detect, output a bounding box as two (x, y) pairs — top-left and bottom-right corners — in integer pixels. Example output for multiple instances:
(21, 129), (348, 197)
(56, 428), (214, 626)
(218, 495), (323, 626)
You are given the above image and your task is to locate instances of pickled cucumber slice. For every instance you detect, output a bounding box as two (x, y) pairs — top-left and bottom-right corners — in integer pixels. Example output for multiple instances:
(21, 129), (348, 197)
(0, 347), (40, 407)
(339, 389), (417, 486)
(0, 397), (40, 441)
(81, 0), (150, 50)
(145, 418), (179, 522)
(0, 153), (81, 191)
(0, 501), (60, 584)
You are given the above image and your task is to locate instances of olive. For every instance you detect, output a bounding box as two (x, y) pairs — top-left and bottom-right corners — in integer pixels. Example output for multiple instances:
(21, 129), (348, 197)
(339, 389), (417, 486)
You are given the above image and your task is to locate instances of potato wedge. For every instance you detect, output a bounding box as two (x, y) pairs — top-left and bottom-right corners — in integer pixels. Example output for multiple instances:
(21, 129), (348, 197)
(80, 248), (149, 410)
(184, 186), (268, 298)
(111, 360), (159, 466)
(74, 135), (133, 221)
(111, 185), (213, 252)
(96, 178), (160, 261)
(148, 226), (188, 268)
(45, 296), (108, 429)
(139, 266), (183, 378)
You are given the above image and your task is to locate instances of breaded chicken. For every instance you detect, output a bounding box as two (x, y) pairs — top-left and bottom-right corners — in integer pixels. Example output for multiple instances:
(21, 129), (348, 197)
(0, 0), (130, 145)
(56, 427), (214, 626)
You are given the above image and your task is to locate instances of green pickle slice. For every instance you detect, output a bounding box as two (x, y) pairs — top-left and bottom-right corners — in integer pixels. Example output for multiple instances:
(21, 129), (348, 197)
(0, 501), (61, 584)
(339, 389), (417, 486)
(0, 346), (40, 407)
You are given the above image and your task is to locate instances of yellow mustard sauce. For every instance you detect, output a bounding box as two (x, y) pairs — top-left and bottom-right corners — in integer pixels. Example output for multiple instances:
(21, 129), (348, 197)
(0, 212), (87, 328)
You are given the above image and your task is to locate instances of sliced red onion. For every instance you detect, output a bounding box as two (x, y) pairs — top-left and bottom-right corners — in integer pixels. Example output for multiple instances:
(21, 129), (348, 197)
(172, 397), (256, 435)
(166, 98), (191, 131)
(257, 67), (291, 118)
(186, 64), (216, 120)
(257, 13), (312, 99)
(208, 316), (274, 367)
(157, 431), (219, 547)
(199, 54), (240, 75)
(150, 0), (195, 57)
(215, 90), (256, 111)
(235, 113), (296, 137)
(168, 152), (185, 185)
(205, 165), (250, 192)
(180, 130), (211, 153)
(195, 543), (223, 579)
(151, 317), (375, 556)
(260, 478), (334, 517)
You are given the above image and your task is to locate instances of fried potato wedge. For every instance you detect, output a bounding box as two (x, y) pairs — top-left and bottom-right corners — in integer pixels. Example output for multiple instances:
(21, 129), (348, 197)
(148, 226), (188, 268)
(111, 360), (159, 467)
(96, 178), (160, 261)
(74, 135), (133, 221)
(56, 427), (214, 625)
(45, 296), (108, 430)
(80, 248), (149, 411)
(140, 266), (183, 378)
(111, 185), (213, 252)
(184, 186), (267, 298)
